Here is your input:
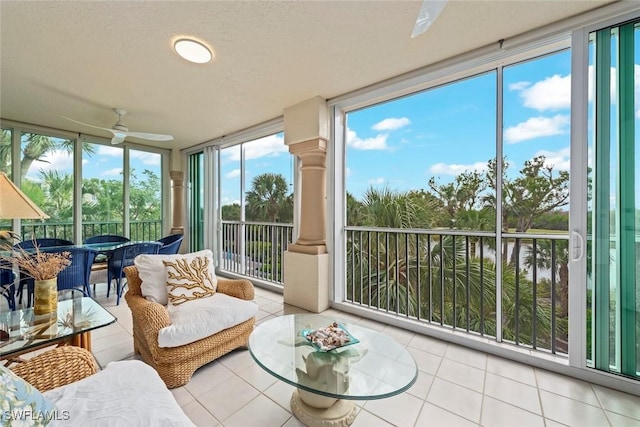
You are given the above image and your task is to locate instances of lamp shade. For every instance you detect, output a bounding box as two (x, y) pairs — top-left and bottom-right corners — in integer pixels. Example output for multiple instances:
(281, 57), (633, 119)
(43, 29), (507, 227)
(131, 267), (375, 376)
(0, 172), (49, 219)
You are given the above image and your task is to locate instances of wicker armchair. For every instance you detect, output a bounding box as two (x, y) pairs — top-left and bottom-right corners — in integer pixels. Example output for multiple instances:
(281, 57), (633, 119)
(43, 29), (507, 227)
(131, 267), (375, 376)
(123, 265), (256, 389)
(11, 346), (97, 392)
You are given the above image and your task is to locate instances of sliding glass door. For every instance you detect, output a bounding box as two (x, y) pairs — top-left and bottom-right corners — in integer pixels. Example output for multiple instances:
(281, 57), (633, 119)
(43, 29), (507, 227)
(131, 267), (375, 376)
(588, 19), (639, 379)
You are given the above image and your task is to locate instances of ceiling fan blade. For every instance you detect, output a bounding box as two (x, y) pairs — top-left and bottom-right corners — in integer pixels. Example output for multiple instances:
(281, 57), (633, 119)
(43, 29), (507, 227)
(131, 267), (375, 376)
(411, 0), (447, 38)
(111, 135), (125, 145)
(61, 115), (114, 133)
(125, 131), (174, 142)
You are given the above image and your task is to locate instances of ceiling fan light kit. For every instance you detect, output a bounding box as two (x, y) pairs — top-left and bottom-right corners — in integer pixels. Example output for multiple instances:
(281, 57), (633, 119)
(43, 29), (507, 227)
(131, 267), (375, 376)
(62, 108), (174, 145)
(173, 37), (213, 64)
(412, 0), (448, 38)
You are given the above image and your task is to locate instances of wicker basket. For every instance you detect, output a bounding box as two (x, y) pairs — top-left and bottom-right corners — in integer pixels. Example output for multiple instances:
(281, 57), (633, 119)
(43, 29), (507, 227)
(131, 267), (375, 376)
(11, 346), (97, 392)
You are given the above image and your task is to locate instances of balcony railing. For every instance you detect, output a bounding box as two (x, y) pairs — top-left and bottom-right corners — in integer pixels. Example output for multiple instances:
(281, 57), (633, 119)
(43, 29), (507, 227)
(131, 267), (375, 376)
(220, 221), (294, 286)
(18, 220), (163, 242)
(345, 226), (569, 356)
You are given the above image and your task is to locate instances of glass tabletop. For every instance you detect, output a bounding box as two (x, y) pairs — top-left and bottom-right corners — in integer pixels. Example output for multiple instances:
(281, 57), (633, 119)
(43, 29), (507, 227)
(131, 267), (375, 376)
(249, 314), (417, 400)
(0, 296), (116, 357)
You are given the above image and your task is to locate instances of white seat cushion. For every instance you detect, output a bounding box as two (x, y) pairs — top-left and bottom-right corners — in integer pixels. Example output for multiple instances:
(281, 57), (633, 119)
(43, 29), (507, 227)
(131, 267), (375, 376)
(158, 293), (258, 348)
(44, 360), (195, 426)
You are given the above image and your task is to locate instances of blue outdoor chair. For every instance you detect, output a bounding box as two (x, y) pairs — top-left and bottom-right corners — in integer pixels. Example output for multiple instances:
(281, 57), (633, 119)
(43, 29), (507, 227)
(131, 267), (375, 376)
(0, 267), (16, 311)
(107, 242), (161, 305)
(45, 247), (98, 297)
(13, 238), (74, 307)
(157, 234), (184, 255)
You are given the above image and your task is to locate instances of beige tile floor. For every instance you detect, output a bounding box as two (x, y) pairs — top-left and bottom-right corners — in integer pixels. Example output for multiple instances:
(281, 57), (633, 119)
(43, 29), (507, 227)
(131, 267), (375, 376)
(10, 282), (640, 427)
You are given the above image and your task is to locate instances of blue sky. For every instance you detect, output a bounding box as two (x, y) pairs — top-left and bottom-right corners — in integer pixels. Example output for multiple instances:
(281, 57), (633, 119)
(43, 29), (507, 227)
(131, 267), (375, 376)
(218, 41), (640, 208)
(345, 49), (573, 200)
(218, 49), (574, 207)
(23, 142), (161, 183)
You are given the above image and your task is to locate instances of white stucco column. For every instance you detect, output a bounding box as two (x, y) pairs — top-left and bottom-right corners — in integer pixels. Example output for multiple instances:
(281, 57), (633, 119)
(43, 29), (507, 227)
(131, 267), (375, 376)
(283, 96), (330, 312)
(169, 170), (185, 237)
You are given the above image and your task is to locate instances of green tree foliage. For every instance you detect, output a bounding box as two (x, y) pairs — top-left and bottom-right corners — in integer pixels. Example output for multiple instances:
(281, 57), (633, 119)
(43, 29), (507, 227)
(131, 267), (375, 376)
(222, 203), (241, 221)
(360, 186), (438, 229)
(0, 130), (11, 175)
(428, 170), (487, 227)
(40, 170), (74, 220)
(129, 169), (161, 221)
(245, 173), (291, 222)
(346, 154), (569, 353)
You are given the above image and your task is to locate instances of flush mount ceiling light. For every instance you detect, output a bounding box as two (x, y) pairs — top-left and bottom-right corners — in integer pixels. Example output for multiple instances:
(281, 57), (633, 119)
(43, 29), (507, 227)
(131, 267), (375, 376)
(173, 38), (212, 64)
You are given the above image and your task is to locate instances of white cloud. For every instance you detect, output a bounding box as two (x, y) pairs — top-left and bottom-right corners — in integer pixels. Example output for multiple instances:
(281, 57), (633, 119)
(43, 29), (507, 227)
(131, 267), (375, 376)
(368, 177), (385, 185)
(534, 147), (571, 171)
(102, 168), (122, 177)
(504, 114), (570, 144)
(225, 168), (241, 179)
(221, 197), (241, 205)
(24, 150), (73, 181)
(346, 128), (388, 150)
(372, 117), (410, 132)
(96, 145), (122, 156)
(130, 150), (161, 166)
(509, 81), (531, 91)
(519, 74), (571, 111)
(345, 167), (352, 177)
(429, 161), (487, 176)
(222, 134), (287, 161)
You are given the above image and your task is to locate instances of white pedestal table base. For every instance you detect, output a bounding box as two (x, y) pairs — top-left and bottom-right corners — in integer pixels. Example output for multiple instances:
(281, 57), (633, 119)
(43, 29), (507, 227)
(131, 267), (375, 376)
(290, 389), (357, 427)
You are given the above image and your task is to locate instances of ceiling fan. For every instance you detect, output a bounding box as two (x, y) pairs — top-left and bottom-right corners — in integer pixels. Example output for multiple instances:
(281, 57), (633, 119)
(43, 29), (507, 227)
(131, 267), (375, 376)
(411, 0), (448, 38)
(62, 108), (174, 145)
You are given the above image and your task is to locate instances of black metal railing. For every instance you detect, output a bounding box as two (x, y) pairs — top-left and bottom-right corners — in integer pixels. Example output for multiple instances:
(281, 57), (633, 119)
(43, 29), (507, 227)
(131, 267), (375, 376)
(345, 226), (569, 356)
(19, 220), (163, 242)
(220, 221), (294, 286)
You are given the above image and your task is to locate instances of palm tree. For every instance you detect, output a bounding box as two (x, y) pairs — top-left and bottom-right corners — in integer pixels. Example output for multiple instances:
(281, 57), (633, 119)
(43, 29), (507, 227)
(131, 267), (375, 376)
(523, 239), (569, 352)
(245, 173), (290, 222)
(346, 187), (437, 315)
(0, 130), (11, 174)
(361, 186), (437, 229)
(40, 170), (74, 220)
(346, 186), (555, 351)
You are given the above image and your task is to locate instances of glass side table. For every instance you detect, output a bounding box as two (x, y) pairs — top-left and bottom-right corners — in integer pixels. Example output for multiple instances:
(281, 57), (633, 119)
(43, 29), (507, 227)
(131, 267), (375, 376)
(0, 296), (116, 360)
(249, 314), (417, 426)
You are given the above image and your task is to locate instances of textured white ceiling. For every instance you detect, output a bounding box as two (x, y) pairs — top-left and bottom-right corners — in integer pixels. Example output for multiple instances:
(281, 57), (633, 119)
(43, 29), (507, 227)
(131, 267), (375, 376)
(0, 0), (617, 151)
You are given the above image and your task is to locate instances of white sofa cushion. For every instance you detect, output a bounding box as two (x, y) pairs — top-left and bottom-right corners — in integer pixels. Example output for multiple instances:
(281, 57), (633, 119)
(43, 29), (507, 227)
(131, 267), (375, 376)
(44, 360), (195, 427)
(158, 293), (258, 348)
(134, 250), (216, 305)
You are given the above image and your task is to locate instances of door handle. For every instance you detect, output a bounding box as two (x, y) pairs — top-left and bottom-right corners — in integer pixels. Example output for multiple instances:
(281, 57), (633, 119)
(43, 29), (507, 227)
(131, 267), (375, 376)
(571, 229), (585, 262)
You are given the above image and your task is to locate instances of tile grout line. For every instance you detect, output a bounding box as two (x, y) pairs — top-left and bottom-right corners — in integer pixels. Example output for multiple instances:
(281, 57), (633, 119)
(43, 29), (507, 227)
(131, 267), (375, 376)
(477, 352), (488, 427)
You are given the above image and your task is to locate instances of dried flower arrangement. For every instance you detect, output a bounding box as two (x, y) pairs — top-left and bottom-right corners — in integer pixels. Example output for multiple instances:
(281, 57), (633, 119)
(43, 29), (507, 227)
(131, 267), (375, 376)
(0, 241), (71, 280)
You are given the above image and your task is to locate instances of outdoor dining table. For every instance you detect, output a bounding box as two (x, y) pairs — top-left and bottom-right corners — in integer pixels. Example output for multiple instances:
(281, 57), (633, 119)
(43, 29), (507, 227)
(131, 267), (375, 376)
(0, 241), (157, 310)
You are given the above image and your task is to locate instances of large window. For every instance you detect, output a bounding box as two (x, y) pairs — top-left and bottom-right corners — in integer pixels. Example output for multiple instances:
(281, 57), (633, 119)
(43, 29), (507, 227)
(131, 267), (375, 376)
(0, 122), (168, 243)
(341, 48), (573, 355)
(129, 149), (162, 240)
(20, 131), (75, 240)
(82, 142), (124, 239)
(502, 50), (572, 354)
(217, 132), (293, 285)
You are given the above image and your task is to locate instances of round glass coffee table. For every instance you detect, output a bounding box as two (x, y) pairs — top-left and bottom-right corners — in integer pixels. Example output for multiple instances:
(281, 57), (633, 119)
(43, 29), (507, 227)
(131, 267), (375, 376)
(249, 314), (417, 427)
